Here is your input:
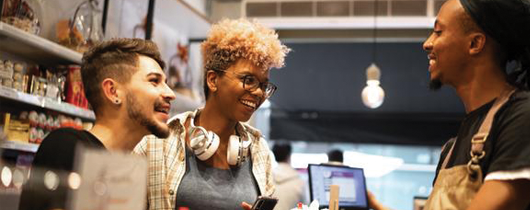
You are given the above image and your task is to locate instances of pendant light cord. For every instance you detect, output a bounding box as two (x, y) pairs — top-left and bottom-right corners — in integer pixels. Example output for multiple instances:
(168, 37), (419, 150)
(372, 0), (378, 64)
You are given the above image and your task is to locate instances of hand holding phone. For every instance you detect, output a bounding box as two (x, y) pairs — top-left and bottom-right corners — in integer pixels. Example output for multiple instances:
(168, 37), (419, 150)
(251, 196), (278, 210)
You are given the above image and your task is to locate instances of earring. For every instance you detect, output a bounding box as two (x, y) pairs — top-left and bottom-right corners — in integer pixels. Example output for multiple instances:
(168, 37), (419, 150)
(114, 99), (121, 104)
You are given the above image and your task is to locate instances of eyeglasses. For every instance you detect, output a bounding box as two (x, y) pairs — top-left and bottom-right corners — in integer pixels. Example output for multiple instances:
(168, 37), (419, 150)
(215, 70), (277, 99)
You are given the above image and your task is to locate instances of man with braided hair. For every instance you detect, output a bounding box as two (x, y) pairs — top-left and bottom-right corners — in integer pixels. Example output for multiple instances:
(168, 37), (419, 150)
(370, 0), (530, 209)
(422, 1), (530, 210)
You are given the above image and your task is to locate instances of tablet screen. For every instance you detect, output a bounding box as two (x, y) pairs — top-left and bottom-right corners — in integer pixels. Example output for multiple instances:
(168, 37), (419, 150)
(308, 164), (368, 210)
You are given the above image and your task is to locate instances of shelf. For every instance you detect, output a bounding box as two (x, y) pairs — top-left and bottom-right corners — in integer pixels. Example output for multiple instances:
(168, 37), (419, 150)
(0, 22), (82, 65)
(0, 140), (39, 153)
(0, 86), (95, 121)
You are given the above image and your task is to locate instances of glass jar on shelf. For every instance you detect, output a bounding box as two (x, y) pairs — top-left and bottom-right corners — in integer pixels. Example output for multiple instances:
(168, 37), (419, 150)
(55, 0), (103, 53)
(1, 0), (43, 35)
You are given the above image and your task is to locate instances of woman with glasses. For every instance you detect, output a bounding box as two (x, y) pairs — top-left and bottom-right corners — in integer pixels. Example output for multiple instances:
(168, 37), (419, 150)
(134, 18), (290, 210)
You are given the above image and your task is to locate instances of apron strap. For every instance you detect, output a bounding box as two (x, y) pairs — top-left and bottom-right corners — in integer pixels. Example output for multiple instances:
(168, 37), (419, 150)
(441, 138), (456, 169)
(468, 88), (516, 175)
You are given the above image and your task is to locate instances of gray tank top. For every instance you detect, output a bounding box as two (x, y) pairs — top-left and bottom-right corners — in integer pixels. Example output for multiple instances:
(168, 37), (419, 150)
(175, 147), (259, 210)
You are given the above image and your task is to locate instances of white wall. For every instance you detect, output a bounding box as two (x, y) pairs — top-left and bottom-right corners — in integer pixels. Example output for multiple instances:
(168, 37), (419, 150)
(182, 0), (207, 15)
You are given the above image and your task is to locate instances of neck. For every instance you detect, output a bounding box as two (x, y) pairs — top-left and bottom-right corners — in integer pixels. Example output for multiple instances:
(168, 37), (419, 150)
(197, 103), (238, 143)
(453, 64), (512, 113)
(193, 102), (238, 169)
(89, 114), (147, 151)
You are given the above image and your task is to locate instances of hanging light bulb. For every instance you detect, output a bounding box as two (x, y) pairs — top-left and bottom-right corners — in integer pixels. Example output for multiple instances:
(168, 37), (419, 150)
(361, 0), (384, 109)
(361, 63), (385, 109)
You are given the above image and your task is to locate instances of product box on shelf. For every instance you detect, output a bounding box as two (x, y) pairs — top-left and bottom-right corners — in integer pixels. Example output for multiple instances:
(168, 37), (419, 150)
(0, 57), (93, 112)
(1, 110), (86, 145)
(65, 65), (88, 109)
(0, 59), (13, 79)
(0, 60), (14, 89)
(1, 59), (29, 93)
(1, 112), (10, 135)
(6, 119), (30, 143)
(2, 112), (30, 143)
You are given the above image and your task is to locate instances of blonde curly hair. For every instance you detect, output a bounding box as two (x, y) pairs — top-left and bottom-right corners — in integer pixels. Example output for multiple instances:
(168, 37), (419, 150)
(201, 18), (290, 98)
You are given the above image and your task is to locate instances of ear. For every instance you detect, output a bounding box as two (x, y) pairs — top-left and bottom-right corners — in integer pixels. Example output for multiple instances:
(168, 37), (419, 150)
(206, 70), (219, 92)
(101, 78), (123, 105)
(469, 33), (486, 55)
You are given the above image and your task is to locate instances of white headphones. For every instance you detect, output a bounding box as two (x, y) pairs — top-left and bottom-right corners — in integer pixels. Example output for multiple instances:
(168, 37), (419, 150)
(188, 111), (252, 166)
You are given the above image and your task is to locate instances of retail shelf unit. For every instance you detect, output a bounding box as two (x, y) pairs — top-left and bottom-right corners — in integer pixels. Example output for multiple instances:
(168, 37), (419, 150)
(0, 22), (82, 65)
(0, 86), (96, 120)
(0, 140), (38, 153)
(0, 22), (94, 153)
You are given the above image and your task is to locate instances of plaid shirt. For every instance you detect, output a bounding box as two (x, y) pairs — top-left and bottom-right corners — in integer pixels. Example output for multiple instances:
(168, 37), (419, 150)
(134, 110), (275, 210)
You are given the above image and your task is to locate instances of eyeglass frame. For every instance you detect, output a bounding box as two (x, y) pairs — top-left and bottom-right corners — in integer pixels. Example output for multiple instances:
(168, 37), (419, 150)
(212, 69), (278, 99)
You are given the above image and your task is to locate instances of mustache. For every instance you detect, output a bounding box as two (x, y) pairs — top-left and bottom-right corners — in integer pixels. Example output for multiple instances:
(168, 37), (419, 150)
(154, 98), (171, 108)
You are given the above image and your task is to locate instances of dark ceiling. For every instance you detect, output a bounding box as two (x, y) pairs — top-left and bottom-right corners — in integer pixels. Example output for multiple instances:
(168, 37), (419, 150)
(269, 42), (466, 146)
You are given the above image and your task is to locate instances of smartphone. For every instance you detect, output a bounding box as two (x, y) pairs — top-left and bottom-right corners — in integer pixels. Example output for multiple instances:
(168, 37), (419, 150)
(250, 196), (279, 210)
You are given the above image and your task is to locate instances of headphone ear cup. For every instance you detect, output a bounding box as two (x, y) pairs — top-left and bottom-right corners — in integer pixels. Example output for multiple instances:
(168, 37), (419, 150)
(190, 127), (220, 161)
(227, 135), (240, 166)
(227, 135), (252, 166)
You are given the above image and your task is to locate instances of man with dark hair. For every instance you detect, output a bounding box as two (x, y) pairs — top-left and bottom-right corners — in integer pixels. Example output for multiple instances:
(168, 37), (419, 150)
(371, 0), (530, 209)
(272, 142), (292, 163)
(272, 142), (306, 210)
(18, 38), (175, 210)
(327, 149), (344, 164)
(423, 0), (530, 209)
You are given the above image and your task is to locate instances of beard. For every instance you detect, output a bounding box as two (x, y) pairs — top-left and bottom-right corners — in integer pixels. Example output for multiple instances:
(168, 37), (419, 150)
(429, 78), (442, 91)
(126, 93), (170, 138)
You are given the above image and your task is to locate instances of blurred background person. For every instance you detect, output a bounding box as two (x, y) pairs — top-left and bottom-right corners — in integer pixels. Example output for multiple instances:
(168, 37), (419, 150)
(327, 149), (344, 165)
(272, 142), (306, 210)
